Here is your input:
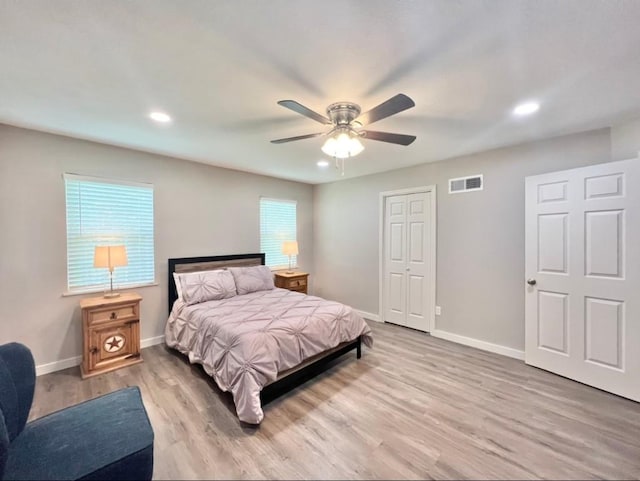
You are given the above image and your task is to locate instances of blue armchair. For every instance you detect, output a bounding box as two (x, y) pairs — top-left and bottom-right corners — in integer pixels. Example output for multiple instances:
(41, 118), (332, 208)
(0, 343), (154, 480)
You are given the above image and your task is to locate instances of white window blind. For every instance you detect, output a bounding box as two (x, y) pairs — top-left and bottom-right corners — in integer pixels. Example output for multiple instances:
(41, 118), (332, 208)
(260, 197), (297, 268)
(64, 174), (155, 293)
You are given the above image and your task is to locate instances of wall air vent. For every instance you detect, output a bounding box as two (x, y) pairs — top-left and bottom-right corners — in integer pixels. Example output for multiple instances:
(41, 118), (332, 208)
(449, 174), (483, 194)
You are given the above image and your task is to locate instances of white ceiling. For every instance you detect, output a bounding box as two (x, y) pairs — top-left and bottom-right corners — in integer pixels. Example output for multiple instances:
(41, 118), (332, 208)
(2, 1), (640, 184)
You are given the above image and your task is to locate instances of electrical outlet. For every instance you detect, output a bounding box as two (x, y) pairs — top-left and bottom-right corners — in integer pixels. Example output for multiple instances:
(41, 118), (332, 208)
(435, 306), (442, 316)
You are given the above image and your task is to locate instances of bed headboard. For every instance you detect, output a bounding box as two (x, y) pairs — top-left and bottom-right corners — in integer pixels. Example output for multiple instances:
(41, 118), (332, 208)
(167, 253), (265, 314)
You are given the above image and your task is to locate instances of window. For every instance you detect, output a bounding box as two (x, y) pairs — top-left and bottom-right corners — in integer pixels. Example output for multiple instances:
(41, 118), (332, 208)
(260, 197), (297, 268)
(64, 174), (155, 293)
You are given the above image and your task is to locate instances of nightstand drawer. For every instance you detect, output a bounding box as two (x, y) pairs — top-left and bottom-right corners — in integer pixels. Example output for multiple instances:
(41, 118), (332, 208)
(88, 303), (138, 324)
(288, 278), (307, 288)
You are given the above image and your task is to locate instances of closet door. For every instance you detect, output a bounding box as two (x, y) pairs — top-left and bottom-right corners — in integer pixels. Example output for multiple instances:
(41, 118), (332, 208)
(384, 194), (408, 326)
(405, 192), (431, 331)
(383, 191), (433, 331)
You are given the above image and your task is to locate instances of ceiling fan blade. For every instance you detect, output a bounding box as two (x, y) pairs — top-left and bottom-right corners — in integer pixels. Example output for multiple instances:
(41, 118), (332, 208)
(356, 94), (415, 126)
(270, 132), (325, 144)
(277, 100), (332, 125)
(361, 130), (416, 146)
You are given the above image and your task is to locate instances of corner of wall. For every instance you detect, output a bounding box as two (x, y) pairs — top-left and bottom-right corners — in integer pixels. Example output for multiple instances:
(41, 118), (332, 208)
(611, 117), (640, 161)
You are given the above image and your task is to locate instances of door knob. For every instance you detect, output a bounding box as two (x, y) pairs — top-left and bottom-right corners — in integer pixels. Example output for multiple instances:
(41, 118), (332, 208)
(527, 278), (537, 286)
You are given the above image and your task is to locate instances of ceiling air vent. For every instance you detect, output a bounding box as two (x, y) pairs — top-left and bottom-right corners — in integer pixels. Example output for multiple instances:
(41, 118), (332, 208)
(449, 174), (483, 194)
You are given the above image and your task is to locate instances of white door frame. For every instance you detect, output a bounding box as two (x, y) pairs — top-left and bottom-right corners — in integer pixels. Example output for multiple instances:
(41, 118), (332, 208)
(378, 185), (437, 332)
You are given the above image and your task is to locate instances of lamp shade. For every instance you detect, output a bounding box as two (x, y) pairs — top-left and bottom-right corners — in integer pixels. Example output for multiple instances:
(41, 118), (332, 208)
(94, 245), (128, 269)
(282, 241), (299, 256)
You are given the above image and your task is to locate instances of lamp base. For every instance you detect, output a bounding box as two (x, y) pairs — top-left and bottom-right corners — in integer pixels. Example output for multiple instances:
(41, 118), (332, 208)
(103, 291), (121, 299)
(285, 270), (295, 274)
(285, 254), (297, 275)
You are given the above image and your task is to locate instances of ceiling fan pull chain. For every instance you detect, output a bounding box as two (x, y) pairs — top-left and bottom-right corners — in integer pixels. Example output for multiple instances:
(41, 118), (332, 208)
(335, 156), (344, 176)
(331, 154), (347, 175)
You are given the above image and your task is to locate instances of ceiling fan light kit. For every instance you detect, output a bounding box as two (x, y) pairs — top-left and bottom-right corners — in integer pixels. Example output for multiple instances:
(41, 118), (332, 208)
(272, 94), (416, 175)
(321, 134), (365, 175)
(321, 133), (364, 157)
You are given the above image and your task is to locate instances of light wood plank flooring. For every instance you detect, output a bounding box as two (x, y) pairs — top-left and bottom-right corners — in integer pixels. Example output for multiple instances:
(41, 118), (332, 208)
(32, 322), (640, 479)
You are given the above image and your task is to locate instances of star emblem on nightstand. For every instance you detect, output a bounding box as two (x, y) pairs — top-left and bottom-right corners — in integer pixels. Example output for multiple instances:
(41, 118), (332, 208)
(104, 335), (125, 353)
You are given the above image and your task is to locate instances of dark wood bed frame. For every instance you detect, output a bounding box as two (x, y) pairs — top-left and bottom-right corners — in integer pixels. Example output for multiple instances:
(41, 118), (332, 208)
(167, 253), (362, 406)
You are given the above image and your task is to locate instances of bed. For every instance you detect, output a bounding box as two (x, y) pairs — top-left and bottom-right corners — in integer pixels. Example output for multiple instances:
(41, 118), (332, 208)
(164, 253), (373, 424)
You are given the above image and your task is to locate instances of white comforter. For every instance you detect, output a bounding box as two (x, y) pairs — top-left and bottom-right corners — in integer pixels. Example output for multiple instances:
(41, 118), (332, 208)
(165, 288), (373, 424)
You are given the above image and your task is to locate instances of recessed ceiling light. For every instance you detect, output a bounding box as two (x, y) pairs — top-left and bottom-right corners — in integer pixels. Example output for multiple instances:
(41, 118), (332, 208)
(512, 102), (540, 116)
(149, 111), (172, 123)
(317, 160), (330, 168)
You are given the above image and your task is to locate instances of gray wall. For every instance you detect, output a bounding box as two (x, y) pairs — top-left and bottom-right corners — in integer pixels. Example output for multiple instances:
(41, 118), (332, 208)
(313, 129), (611, 351)
(0, 120), (630, 366)
(0, 124), (314, 367)
(611, 117), (640, 161)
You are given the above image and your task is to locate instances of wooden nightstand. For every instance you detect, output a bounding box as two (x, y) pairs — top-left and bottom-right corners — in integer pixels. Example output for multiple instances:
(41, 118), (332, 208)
(80, 292), (143, 379)
(274, 272), (309, 294)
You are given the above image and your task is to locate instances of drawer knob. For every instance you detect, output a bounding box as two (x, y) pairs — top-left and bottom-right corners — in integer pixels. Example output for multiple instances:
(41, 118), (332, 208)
(110, 312), (117, 320)
(90, 346), (98, 354)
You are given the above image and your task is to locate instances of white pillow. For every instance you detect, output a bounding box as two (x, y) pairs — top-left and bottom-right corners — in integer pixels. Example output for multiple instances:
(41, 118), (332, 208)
(228, 265), (275, 295)
(180, 270), (237, 305)
(173, 272), (185, 300)
(173, 270), (221, 300)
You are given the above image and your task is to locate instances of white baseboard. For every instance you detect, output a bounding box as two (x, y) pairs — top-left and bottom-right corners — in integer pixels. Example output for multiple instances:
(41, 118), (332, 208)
(35, 335), (166, 376)
(140, 335), (165, 349)
(36, 355), (82, 376)
(354, 309), (382, 323)
(35, 328), (523, 376)
(431, 329), (525, 360)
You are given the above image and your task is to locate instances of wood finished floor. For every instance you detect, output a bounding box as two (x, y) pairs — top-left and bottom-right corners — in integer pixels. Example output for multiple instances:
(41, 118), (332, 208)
(32, 322), (640, 480)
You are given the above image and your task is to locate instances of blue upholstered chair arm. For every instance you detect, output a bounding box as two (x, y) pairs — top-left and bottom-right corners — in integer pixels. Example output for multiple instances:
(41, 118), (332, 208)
(0, 343), (36, 479)
(0, 343), (35, 442)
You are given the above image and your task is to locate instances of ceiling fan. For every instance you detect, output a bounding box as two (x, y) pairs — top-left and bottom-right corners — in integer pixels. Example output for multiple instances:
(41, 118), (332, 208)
(271, 93), (416, 173)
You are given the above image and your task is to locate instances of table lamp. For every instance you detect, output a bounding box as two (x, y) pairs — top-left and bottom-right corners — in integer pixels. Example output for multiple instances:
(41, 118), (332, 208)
(94, 245), (128, 298)
(281, 241), (298, 274)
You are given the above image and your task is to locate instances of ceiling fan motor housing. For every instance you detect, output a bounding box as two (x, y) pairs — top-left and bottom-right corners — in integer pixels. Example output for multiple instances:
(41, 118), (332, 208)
(326, 102), (361, 126)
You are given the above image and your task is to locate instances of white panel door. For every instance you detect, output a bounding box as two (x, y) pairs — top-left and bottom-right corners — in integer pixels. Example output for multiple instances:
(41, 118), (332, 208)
(384, 195), (408, 326)
(405, 192), (432, 331)
(525, 158), (640, 401)
(383, 191), (433, 331)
